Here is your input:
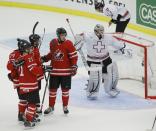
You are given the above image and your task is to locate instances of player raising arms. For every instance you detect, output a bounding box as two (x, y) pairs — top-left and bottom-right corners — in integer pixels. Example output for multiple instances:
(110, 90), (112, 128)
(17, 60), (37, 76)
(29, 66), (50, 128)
(29, 33), (44, 114)
(75, 24), (131, 99)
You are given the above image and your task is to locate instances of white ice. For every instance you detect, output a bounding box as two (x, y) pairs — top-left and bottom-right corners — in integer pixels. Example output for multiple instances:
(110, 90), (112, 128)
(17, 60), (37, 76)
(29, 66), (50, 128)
(0, 6), (156, 131)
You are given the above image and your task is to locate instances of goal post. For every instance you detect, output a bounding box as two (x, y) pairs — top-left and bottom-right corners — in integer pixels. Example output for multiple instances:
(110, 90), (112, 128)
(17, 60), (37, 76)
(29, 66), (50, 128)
(110, 33), (156, 99)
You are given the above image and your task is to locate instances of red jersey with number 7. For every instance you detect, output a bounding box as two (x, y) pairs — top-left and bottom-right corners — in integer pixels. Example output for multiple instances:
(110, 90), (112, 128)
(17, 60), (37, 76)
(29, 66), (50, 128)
(18, 53), (43, 94)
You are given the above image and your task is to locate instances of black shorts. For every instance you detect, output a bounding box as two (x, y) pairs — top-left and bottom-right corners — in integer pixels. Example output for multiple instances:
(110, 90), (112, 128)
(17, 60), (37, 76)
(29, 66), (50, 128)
(49, 75), (71, 89)
(17, 89), (40, 104)
(102, 57), (112, 73)
(116, 18), (130, 33)
(87, 57), (112, 74)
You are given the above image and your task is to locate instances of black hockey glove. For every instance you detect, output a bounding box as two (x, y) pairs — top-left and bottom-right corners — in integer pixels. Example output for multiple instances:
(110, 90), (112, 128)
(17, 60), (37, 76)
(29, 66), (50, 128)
(8, 73), (13, 82)
(43, 65), (53, 72)
(41, 56), (47, 63)
(111, 19), (117, 24)
(13, 59), (25, 68)
(71, 65), (78, 76)
(117, 14), (122, 22)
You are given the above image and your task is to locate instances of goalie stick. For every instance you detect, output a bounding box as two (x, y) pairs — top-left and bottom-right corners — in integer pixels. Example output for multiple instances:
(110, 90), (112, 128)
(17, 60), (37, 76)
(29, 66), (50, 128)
(66, 18), (101, 71)
(146, 115), (156, 131)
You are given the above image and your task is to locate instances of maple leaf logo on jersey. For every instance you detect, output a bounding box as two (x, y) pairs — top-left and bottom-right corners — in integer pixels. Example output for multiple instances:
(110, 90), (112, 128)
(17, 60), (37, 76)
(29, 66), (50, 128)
(54, 49), (64, 61)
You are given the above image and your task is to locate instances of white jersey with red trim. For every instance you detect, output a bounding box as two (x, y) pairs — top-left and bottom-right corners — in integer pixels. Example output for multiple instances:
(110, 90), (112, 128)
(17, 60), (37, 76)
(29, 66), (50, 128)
(103, 4), (130, 21)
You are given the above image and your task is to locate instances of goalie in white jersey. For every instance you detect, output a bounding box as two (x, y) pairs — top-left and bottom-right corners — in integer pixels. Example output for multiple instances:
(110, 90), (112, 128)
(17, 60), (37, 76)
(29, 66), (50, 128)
(75, 24), (129, 98)
(95, 1), (130, 33)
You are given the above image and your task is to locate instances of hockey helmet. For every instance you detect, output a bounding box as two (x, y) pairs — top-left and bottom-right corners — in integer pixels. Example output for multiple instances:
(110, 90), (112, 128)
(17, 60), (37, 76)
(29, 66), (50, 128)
(56, 27), (67, 42)
(56, 27), (67, 37)
(95, 1), (105, 12)
(17, 38), (32, 53)
(29, 34), (41, 47)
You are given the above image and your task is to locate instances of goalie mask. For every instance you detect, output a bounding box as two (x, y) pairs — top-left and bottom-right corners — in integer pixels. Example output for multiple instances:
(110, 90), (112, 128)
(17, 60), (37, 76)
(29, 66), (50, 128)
(56, 27), (67, 43)
(94, 24), (104, 39)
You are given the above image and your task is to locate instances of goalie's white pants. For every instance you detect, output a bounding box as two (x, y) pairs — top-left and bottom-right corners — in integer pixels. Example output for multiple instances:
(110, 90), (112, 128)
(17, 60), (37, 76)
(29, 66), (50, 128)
(86, 64), (102, 99)
(103, 62), (120, 97)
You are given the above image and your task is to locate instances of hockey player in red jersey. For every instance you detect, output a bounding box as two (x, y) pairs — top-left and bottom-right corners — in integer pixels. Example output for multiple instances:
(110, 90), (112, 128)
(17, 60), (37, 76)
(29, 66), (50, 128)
(15, 39), (45, 127)
(42, 27), (78, 115)
(29, 33), (44, 113)
(7, 39), (27, 122)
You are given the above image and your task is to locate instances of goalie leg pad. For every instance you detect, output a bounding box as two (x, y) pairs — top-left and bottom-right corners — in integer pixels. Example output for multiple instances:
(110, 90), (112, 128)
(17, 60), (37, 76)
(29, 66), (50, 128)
(86, 63), (102, 99)
(103, 62), (120, 97)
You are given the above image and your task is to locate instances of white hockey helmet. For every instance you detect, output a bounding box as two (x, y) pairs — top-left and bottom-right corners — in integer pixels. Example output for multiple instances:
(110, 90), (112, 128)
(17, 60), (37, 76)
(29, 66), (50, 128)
(94, 24), (104, 38)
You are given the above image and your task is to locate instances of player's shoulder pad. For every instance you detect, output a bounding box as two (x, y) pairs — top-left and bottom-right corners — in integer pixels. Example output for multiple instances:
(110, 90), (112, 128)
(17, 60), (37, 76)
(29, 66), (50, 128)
(50, 38), (57, 44)
(66, 39), (74, 45)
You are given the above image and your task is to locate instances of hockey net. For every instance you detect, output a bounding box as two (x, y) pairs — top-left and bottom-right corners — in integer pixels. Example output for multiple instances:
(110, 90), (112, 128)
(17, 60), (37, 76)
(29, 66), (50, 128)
(109, 33), (156, 99)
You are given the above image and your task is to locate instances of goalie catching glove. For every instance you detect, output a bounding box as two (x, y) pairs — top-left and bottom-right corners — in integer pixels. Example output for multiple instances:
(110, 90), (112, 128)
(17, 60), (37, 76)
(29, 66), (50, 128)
(114, 48), (133, 58)
(71, 65), (78, 76)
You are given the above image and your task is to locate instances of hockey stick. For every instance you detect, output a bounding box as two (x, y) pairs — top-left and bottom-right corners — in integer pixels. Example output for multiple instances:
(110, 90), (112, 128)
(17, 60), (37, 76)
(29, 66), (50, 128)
(32, 22), (49, 113)
(40, 73), (50, 114)
(66, 18), (101, 71)
(146, 115), (156, 131)
(32, 21), (39, 34)
(38, 27), (45, 50)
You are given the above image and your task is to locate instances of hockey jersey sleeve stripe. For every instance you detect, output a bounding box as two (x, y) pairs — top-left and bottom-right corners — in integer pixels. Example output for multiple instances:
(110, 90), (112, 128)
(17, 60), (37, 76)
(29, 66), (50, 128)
(29, 67), (34, 71)
(69, 54), (78, 59)
(37, 76), (44, 80)
(13, 83), (20, 86)
(19, 103), (27, 106)
(10, 59), (15, 61)
(68, 51), (77, 55)
(13, 79), (19, 82)
(20, 86), (38, 90)
(28, 63), (37, 68)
